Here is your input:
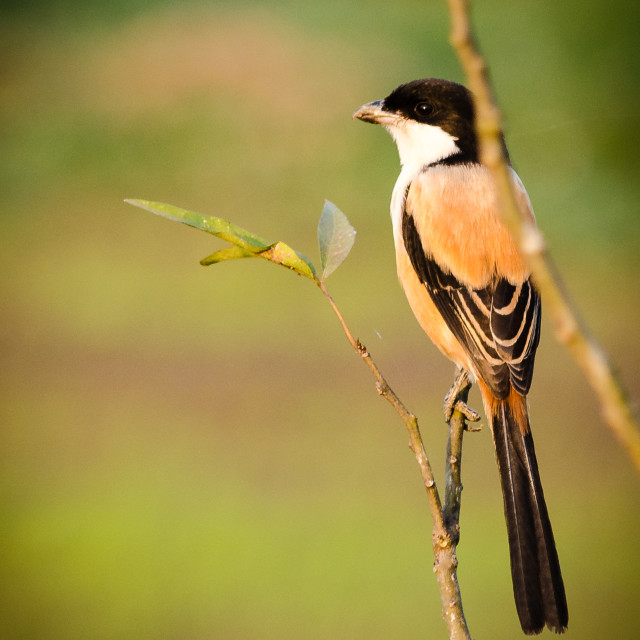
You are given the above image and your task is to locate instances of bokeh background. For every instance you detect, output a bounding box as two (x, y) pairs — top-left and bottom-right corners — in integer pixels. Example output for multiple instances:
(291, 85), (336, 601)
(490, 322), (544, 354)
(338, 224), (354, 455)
(2, 1), (639, 638)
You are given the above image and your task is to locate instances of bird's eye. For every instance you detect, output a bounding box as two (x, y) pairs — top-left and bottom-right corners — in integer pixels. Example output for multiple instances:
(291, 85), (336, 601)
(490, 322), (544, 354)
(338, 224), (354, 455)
(414, 102), (433, 118)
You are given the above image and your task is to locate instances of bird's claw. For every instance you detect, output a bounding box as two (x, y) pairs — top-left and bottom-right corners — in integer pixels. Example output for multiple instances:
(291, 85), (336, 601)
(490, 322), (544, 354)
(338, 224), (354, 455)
(453, 399), (481, 424)
(443, 369), (481, 428)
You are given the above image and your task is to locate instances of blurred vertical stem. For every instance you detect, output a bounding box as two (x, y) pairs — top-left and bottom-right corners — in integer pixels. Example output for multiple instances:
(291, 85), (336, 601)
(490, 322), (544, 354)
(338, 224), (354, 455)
(446, 0), (640, 473)
(318, 281), (472, 639)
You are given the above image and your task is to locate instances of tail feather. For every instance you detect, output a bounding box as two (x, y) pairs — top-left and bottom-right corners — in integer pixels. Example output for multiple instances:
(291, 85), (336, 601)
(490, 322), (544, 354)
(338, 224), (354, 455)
(488, 391), (568, 635)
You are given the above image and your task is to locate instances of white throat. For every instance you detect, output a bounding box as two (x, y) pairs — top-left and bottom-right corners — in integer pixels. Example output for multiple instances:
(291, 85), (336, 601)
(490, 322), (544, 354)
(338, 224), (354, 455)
(387, 119), (459, 173)
(387, 120), (460, 243)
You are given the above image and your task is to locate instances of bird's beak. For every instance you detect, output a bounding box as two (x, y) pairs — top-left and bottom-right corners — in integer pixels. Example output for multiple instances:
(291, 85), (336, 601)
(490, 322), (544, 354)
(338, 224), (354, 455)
(352, 100), (399, 126)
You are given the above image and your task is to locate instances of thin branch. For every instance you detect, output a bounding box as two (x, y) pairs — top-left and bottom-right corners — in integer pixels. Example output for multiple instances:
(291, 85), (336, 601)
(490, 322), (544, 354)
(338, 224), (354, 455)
(440, 398), (473, 638)
(446, 0), (640, 473)
(318, 281), (472, 639)
(443, 384), (470, 543)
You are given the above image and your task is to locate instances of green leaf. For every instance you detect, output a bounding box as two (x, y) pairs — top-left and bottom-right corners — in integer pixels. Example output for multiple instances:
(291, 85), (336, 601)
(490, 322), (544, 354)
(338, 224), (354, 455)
(317, 200), (356, 281)
(125, 199), (270, 251)
(126, 199), (317, 281)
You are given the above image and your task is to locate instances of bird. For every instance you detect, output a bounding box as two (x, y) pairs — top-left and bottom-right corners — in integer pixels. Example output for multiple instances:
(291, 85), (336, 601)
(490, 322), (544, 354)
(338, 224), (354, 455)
(353, 78), (568, 635)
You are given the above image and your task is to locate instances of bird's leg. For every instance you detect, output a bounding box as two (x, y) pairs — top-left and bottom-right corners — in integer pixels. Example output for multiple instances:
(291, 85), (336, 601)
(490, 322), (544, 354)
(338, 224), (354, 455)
(443, 368), (481, 426)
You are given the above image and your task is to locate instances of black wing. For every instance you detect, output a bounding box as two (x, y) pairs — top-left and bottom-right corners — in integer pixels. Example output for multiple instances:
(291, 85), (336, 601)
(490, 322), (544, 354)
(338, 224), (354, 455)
(402, 211), (540, 398)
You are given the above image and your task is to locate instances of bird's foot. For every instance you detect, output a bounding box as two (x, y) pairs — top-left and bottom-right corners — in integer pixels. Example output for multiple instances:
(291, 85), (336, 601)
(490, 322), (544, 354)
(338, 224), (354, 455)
(443, 369), (481, 428)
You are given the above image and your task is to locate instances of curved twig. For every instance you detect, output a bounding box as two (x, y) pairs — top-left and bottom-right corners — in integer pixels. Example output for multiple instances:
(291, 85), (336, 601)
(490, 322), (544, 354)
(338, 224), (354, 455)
(318, 281), (472, 639)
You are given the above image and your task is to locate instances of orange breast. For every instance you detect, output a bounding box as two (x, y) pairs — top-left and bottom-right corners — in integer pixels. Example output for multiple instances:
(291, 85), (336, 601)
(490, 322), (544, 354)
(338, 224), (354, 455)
(393, 164), (536, 375)
(405, 165), (535, 288)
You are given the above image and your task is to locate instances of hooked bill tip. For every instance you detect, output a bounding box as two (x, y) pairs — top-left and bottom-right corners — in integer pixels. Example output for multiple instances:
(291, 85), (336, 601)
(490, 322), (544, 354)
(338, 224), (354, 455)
(352, 100), (385, 123)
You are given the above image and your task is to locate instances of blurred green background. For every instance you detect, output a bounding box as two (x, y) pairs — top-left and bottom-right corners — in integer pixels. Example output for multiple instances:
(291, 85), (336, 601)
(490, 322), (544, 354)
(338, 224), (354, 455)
(2, 1), (639, 638)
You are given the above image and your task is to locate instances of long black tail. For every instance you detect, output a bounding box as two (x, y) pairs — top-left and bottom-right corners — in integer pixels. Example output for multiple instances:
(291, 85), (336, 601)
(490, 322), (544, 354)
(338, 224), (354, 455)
(490, 395), (568, 635)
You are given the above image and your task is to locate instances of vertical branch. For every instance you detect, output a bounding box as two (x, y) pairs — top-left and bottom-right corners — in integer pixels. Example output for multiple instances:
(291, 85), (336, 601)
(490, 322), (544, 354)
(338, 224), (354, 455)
(445, 0), (640, 473)
(443, 386), (470, 541)
(437, 402), (472, 639)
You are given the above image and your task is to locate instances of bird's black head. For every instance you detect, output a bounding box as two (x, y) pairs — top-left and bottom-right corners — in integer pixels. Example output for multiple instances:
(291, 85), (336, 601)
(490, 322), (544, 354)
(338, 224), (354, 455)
(354, 78), (489, 168)
(384, 79), (476, 156)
